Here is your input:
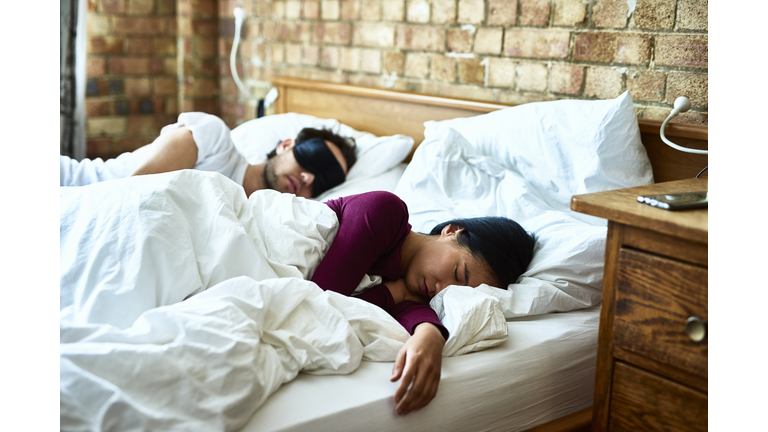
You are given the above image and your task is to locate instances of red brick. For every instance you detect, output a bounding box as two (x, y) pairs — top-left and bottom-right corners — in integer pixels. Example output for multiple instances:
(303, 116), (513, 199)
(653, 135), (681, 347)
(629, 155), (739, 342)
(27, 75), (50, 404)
(633, 0), (675, 30)
(488, 0), (517, 25)
(474, 28), (503, 54)
(487, 58), (516, 87)
(679, 0), (708, 31)
(340, 48), (361, 71)
(305, 0), (320, 18)
(404, 53), (430, 78)
(87, 58), (106, 77)
(153, 77), (177, 95)
(447, 29), (472, 53)
(126, 77), (152, 95)
(157, 0), (175, 14)
(127, 116), (159, 137)
(459, 58), (484, 85)
(303, 45), (320, 66)
(102, 0), (126, 14)
(86, 98), (111, 117)
(360, 49), (381, 73)
(86, 138), (112, 158)
(655, 35), (708, 68)
(87, 117), (127, 137)
(88, 15), (111, 36)
(432, 55), (455, 82)
(191, 18), (218, 37)
(286, 0), (302, 18)
(183, 77), (218, 98)
(573, 32), (651, 65)
(287, 23), (312, 43)
(360, 49), (381, 74)
(384, 51), (405, 75)
(505, 29), (570, 58)
(316, 23), (351, 44)
(592, 0), (627, 29)
(353, 23), (395, 47)
(516, 62), (547, 92)
(113, 17), (167, 35)
(666, 72), (707, 109)
(432, 0), (456, 23)
(340, 0), (359, 19)
(127, 0), (154, 15)
(321, 0), (341, 19)
(407, 0), (430, 23)
(553, 0), (586, 26)
(193, 0), (216, 18)
(361, 0), (381, 20)
(255, 0), (271, 18)
(321, 47), (340, 68)
(520, 0), (551, 26)
(154, 38), (176, 56)
(127, 38), (154, 55)
(382, 0), (405, 21)
(550, 63), (583, 94)
(272, 0), (285, 18)
(626, 70), (665, 102)
(397, 25), (445, 51)
(458, 0), (484, 24)
(584, 66), (623, 98)
(88, 37), (124, 55)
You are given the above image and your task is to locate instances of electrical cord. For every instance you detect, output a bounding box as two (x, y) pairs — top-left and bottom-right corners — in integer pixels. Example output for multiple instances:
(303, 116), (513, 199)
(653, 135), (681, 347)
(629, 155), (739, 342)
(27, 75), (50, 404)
(696, 166), (708, 178)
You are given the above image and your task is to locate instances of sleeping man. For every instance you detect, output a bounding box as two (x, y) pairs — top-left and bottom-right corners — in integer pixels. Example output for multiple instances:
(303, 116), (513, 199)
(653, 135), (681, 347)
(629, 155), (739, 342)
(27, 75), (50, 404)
(60, 112), (357, 199)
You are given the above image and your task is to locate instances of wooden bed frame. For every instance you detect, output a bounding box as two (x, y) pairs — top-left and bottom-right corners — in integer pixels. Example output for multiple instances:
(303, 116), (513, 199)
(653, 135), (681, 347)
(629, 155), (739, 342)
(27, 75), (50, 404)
(272, 76), (708, 184)
(269, 76), (708, 432)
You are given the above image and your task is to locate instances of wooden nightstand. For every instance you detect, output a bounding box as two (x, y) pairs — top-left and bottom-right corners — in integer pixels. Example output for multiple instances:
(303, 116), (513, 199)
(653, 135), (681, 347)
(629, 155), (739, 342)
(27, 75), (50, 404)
(571, 178), (708, 432)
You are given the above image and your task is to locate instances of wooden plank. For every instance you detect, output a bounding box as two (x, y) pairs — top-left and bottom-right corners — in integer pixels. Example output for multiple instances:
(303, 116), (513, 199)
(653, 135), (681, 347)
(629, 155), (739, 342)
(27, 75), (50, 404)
(570, 179), (708, 244)
(609, 362), (707, 431)
(591, 222), (624, 432)
(613, 248), (708, 390)
(523, 407), (592, 432)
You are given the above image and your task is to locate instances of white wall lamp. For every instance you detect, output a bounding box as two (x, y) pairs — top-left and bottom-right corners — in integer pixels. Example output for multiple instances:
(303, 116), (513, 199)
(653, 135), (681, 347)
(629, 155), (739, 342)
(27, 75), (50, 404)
(660, 96), (708, 155)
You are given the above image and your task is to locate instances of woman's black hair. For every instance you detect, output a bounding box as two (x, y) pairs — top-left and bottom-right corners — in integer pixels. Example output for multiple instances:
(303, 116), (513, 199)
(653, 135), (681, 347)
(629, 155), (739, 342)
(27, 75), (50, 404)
(429, 217), (535, 289)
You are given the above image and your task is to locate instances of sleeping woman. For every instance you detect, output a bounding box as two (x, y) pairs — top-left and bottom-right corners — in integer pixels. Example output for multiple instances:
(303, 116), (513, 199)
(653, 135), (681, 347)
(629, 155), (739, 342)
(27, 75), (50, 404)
(312, 190), (536, 416)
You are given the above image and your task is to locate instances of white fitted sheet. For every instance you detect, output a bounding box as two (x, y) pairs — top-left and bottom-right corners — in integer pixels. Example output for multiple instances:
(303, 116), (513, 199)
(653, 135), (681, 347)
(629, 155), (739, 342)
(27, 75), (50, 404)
(243, 305), (599, 432)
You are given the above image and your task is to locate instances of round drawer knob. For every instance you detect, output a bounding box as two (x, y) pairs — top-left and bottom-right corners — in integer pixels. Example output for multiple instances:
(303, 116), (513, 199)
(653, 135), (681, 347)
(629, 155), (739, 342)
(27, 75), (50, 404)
(685, 316), (707, 342)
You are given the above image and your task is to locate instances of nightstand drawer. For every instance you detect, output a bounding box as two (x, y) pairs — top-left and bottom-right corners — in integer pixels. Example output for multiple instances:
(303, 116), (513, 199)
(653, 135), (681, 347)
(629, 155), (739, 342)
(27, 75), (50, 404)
(609, 362), (707, 431)
(613, 248), (708, 380)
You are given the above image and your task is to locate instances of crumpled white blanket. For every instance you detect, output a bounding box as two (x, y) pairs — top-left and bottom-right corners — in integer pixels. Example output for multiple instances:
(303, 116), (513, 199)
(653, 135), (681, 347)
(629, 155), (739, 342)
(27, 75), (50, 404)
(60, 171), (507, 431)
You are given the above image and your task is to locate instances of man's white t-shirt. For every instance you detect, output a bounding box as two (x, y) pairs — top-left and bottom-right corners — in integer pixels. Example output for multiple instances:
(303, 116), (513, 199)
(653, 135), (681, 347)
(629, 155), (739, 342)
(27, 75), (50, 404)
(60, 113), (249, 187)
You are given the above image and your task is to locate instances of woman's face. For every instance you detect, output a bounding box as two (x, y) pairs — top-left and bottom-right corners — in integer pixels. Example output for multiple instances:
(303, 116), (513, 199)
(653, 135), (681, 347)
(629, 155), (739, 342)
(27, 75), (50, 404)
(404, 225), (498, 299)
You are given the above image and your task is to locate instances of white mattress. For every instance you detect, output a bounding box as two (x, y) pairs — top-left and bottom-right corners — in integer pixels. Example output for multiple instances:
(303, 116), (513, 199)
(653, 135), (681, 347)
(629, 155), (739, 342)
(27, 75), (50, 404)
(244, 305), (599, 432)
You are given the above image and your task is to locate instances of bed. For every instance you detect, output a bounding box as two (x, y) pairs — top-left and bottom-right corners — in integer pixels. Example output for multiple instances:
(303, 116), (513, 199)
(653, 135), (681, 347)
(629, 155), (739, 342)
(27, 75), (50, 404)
(59, 76), (708, 432)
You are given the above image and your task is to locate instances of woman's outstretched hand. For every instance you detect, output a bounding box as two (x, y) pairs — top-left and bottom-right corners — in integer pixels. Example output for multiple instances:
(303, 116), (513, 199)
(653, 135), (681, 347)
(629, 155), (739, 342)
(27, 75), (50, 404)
(390, 322), (444, 415)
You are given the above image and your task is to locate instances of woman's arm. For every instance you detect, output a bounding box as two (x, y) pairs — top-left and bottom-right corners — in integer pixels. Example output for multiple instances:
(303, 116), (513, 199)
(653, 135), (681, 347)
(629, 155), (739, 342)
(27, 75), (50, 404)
(131, 127), (198, 176)
(390, 322), (445, 416)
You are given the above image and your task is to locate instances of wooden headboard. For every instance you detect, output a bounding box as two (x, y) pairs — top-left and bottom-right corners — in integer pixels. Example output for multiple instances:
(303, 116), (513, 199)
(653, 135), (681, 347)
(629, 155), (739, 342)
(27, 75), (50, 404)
(271, 76), (708, 184)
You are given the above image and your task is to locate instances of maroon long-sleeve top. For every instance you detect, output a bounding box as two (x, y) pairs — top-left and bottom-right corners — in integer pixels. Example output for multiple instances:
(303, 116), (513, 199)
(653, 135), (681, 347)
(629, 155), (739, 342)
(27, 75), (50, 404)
(311, 191), (449, 339)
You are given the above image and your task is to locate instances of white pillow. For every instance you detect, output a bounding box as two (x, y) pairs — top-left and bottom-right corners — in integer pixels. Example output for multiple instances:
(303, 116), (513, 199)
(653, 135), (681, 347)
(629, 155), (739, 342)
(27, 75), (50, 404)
(423, 91), (653, 213)
(395, 92), (654, 318)
(230, 113), (413, 188)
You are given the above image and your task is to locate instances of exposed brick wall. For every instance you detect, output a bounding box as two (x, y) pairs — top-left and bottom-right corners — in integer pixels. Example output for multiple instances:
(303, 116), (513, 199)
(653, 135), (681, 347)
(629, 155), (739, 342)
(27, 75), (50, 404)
(84, 0), (219, 159)
(85, 0), (708, 158)
(221, 0), (707, 128)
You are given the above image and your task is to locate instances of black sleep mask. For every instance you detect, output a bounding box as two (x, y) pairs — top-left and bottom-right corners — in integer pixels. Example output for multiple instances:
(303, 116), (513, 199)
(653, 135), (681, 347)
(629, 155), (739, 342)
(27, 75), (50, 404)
(292, 137), (345, 197)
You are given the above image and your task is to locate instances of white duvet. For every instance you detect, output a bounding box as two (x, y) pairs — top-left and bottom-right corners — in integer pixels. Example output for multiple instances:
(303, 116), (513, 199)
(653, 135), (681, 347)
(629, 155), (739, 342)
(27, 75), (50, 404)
(59, 171), (506, 432)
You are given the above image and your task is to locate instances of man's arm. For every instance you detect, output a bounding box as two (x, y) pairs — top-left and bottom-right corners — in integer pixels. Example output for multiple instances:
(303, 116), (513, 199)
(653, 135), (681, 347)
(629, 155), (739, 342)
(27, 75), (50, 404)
(131, 127), (198, 176)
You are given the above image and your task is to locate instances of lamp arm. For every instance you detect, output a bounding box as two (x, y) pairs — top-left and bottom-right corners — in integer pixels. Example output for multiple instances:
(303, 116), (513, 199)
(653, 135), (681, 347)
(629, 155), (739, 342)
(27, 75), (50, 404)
(659, 96), (708, 155)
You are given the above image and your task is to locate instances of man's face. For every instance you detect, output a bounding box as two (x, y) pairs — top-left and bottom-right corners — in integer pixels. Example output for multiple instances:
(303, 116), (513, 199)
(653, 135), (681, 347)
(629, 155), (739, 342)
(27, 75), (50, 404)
(264, 139), (348, 199)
